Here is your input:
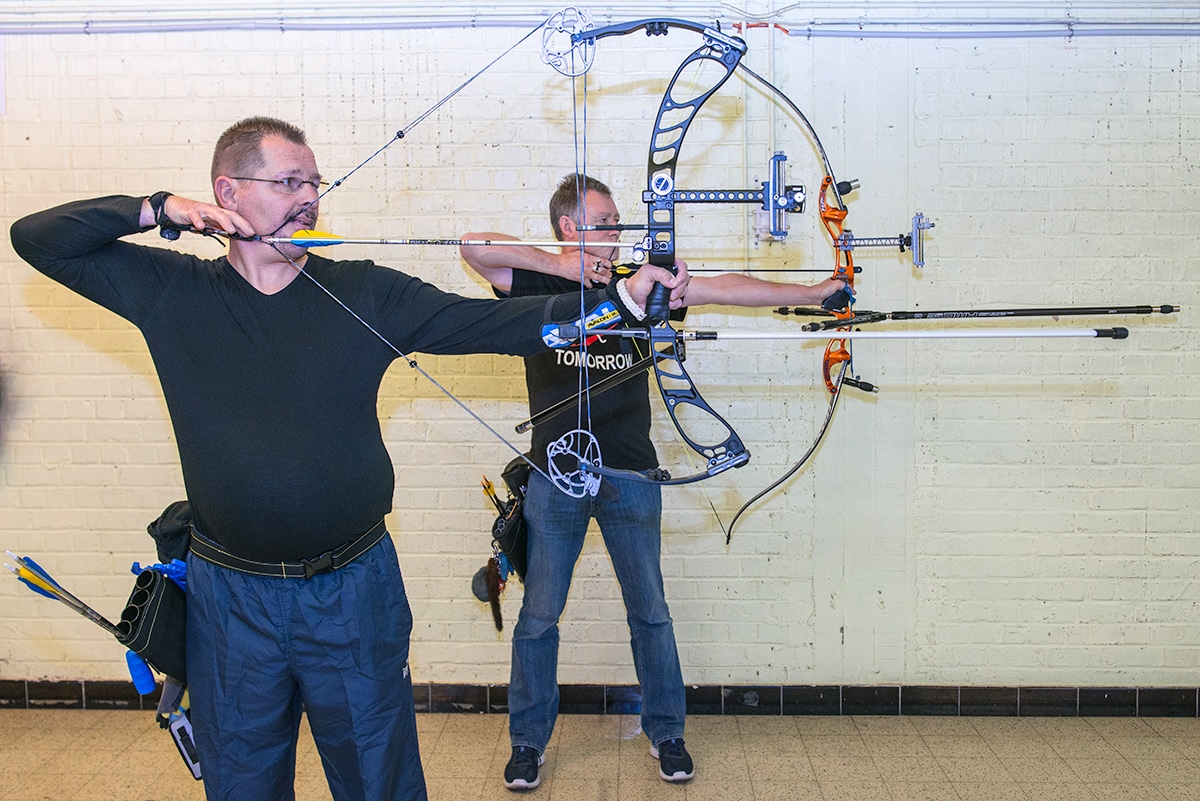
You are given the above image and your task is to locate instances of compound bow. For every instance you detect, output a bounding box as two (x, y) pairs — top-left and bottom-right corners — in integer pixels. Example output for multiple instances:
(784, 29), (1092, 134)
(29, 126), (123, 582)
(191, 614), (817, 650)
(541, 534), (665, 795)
(537, 9), (930, 496)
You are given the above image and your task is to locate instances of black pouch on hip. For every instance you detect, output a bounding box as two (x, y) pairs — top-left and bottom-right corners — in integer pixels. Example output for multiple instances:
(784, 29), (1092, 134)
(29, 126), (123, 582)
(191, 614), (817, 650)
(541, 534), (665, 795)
(146, 499), (193, 563)
(493, 456), (532, 581)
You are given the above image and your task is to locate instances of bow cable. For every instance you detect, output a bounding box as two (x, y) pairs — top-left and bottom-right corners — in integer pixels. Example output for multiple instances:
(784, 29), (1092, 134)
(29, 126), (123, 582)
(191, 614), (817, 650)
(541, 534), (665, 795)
(271, 247), (557, 488)
(274, 20), (551, 239)
(546, 30), (605, 499)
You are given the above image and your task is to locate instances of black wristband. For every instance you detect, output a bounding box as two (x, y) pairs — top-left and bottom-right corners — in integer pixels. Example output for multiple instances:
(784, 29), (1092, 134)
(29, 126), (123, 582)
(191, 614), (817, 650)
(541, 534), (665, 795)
(148, 192), (172, 225)
(148, 192), (180, 240)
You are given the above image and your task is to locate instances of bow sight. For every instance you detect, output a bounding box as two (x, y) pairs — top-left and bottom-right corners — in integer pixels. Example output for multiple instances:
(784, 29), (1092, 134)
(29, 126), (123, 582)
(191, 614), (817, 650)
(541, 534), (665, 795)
(631, 152), (806, 265)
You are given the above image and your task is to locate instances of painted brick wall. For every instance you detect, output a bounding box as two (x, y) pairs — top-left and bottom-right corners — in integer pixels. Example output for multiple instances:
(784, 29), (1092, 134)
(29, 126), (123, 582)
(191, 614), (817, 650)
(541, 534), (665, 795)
(0, 11), (1195, 688)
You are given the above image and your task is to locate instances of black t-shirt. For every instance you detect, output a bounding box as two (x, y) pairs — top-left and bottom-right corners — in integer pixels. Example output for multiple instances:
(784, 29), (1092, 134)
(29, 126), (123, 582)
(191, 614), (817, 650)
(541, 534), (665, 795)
(508, 269), (675, 473)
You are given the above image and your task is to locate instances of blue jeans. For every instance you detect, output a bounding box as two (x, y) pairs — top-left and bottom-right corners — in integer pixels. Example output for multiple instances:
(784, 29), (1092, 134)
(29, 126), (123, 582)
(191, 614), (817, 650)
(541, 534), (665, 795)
(186, 534), (427, 801)
(508, 471), (685, 752)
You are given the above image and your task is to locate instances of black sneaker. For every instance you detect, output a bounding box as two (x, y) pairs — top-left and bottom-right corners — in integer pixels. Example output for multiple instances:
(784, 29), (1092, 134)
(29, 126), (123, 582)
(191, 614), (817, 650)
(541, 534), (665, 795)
(650, 738), (694, 782)
(503, 746), (544, 791)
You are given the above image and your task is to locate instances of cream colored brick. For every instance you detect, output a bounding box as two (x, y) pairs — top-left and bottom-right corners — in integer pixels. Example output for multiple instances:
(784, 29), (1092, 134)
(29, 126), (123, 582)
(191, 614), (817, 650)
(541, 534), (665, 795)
(0, 13), (1194, 689)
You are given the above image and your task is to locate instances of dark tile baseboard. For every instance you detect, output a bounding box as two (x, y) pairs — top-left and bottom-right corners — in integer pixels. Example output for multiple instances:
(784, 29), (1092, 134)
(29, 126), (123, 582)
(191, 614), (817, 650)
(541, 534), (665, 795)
(3, 679), (1198, 717)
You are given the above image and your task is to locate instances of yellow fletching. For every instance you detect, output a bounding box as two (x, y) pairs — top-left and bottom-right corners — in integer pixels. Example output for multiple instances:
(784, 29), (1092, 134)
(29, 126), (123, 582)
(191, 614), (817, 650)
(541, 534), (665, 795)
(290, 230), (344, 247)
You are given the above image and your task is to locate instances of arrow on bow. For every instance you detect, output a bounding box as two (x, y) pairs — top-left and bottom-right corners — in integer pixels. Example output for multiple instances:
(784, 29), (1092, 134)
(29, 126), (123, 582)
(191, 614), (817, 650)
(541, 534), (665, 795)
(781, 303), (1180, 330)
(148, 9), (1177, 515)
(154, 10), (857, 499)
(262, 230), (650, 252)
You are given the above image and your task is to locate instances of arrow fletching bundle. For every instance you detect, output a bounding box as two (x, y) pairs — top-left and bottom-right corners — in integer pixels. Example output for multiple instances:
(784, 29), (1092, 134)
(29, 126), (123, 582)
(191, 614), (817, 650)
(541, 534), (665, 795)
(5, 550), (122, 636)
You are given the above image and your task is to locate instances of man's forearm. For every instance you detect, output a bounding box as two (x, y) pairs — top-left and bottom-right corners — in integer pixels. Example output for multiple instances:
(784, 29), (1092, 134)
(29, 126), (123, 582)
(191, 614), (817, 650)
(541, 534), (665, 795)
(462, 232), (585, 292)
(10, 195), (146, 272)
(683, 274), (841, 308)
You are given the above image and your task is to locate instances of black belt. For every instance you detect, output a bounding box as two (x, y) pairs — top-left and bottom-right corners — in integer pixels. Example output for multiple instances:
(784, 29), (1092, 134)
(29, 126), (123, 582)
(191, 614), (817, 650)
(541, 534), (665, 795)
(189, 518), (388, 579)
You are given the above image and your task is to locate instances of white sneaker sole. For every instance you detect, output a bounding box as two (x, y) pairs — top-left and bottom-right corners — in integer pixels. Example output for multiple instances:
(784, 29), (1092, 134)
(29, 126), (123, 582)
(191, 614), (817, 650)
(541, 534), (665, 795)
(649, 744), (695, 782)
(503, 753), (545, 791)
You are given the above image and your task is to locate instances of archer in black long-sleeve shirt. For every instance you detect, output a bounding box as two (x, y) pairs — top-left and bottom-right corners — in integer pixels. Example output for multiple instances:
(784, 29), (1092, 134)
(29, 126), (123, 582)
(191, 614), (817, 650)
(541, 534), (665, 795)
(12, 194), (633, 560)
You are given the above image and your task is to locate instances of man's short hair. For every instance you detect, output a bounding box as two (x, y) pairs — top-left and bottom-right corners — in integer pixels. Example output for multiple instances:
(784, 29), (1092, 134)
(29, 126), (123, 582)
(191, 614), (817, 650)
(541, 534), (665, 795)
(211, 117), (308, 185)
(549, 173), (613, 241)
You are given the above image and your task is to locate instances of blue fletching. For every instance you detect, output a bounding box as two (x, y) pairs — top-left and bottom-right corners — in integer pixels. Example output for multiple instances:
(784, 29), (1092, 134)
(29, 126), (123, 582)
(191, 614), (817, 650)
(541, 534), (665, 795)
(131, 559), (188, 591)
(22, 556), (65, 591)
(17, 576), (59, 600)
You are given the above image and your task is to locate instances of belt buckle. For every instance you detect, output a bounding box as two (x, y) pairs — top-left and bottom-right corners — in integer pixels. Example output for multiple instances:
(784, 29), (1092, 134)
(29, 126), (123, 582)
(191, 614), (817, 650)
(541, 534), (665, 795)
(301, 551), (335, 579)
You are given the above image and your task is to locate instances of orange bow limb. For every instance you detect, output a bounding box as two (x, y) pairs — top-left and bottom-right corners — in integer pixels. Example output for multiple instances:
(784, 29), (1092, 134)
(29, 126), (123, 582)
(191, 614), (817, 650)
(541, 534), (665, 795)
(818, 175), (856, 296)
(822, 339), (852, 395)
(819, 176), (857, 394)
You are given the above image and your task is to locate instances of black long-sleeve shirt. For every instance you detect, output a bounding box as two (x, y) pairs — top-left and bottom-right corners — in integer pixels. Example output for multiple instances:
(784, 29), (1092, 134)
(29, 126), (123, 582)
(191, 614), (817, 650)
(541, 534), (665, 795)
(12, 195), (618, 560)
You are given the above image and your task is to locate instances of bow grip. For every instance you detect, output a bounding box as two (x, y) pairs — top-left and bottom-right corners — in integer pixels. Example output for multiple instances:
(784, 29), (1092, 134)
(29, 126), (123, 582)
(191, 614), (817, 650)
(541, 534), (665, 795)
(820, 285), (853, 314)
(644, 263), (677, 322)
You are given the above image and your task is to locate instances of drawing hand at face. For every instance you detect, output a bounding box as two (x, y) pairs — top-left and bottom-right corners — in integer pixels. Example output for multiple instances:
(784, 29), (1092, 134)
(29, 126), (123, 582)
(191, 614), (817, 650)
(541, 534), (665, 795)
(141, 195), (257, 240)
(559, 189), (622, 286)
(555, 251), (614, 288)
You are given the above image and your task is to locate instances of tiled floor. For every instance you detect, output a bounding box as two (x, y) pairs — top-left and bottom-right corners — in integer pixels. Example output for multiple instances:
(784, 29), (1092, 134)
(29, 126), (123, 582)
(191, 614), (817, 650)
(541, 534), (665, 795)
(2, 710), (1199, 800)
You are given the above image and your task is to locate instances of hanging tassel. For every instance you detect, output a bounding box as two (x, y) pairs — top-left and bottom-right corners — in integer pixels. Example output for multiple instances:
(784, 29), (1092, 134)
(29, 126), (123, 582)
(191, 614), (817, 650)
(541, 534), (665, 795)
(486, 556), (504, 631)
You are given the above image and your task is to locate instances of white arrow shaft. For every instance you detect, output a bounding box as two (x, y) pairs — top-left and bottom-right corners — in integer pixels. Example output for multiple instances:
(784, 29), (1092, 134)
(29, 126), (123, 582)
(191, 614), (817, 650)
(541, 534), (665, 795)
(582, 327), (1125, 340)
(686, 328), (1119, 340)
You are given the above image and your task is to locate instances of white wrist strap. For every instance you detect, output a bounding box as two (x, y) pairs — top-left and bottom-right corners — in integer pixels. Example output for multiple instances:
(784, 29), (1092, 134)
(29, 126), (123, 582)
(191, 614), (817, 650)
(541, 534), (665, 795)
(616, 278), (647, 321)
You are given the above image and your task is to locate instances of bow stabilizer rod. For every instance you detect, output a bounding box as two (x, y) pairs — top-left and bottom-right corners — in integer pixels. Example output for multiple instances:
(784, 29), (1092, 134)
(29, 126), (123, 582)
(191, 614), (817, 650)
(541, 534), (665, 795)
(778, 304), (1179, 331)
(587, 327), (1134, 342)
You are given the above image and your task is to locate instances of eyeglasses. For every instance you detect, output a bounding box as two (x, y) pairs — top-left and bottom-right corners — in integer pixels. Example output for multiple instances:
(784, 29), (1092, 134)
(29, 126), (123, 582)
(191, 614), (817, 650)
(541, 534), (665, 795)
(230, 176), (328, 194)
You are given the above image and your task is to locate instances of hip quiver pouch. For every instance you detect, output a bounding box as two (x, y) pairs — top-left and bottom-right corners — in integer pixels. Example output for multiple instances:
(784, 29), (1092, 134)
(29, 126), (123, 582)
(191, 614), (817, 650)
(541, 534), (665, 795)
(114, 500), (192, 682)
